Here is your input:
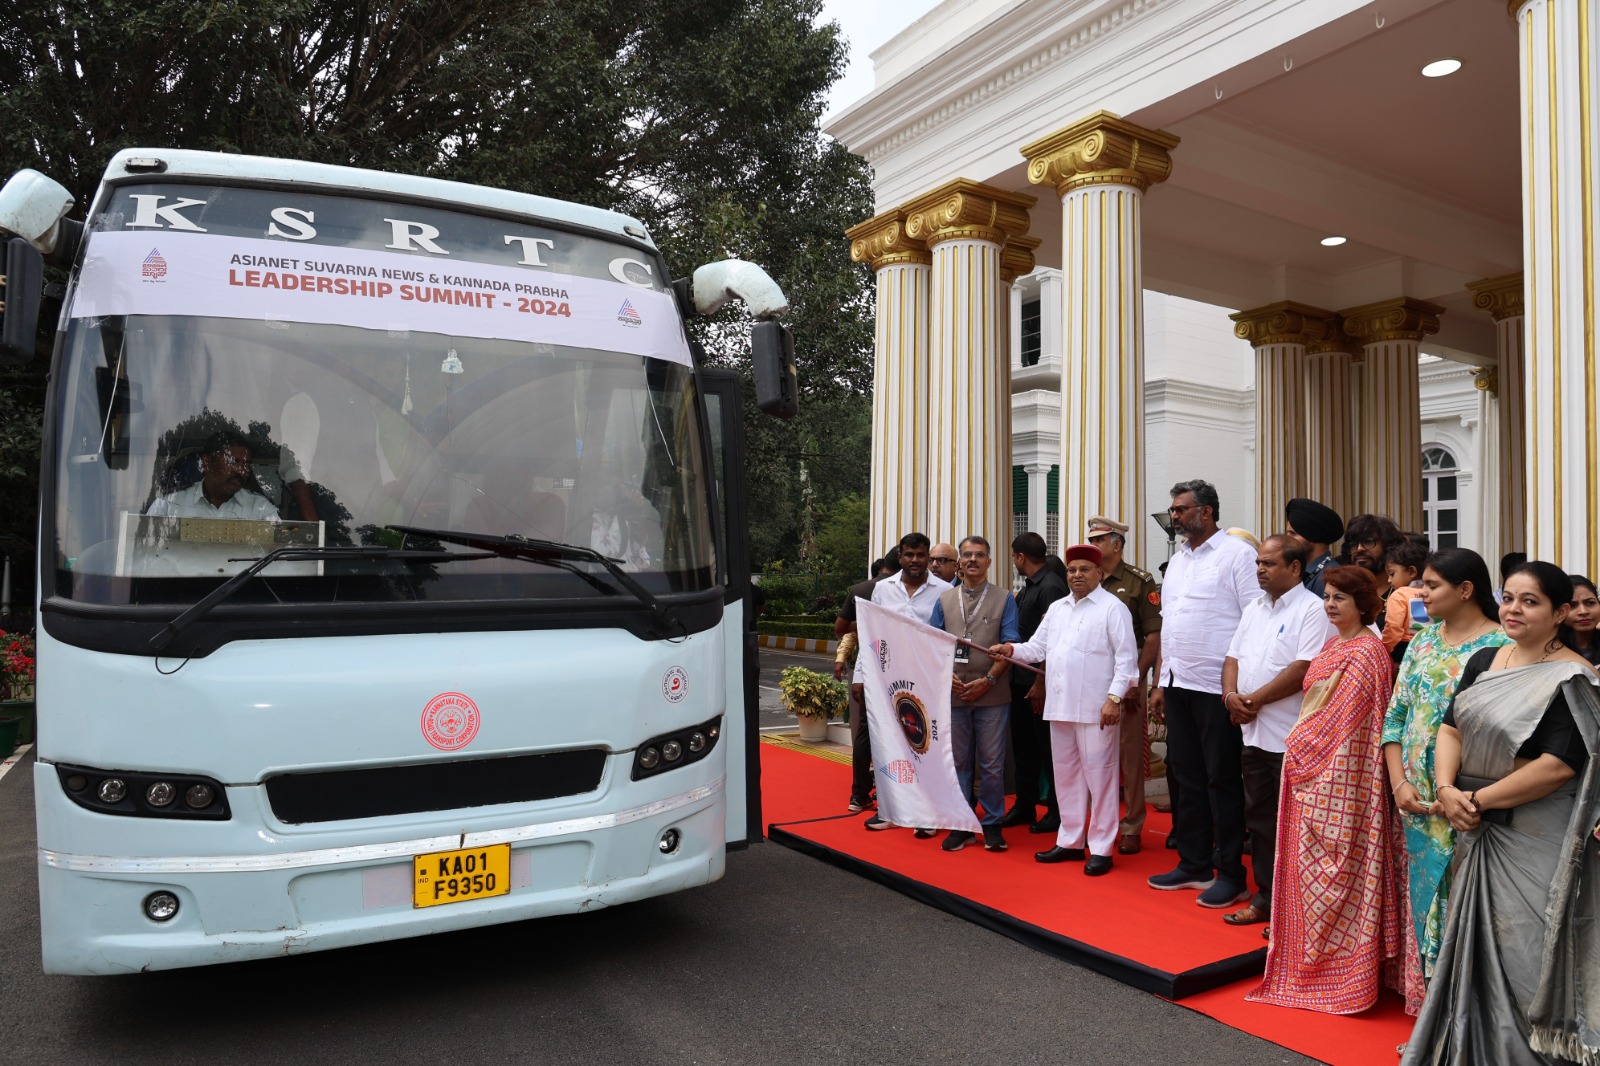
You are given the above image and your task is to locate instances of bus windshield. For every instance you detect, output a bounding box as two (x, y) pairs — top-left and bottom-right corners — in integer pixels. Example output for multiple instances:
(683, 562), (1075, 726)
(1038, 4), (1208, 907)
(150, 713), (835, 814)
(49, 186), (714, 609)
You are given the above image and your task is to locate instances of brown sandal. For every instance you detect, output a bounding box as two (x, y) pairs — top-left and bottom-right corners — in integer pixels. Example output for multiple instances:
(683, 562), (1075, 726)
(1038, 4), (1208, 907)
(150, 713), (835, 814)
(1222, 903), (1268, 926)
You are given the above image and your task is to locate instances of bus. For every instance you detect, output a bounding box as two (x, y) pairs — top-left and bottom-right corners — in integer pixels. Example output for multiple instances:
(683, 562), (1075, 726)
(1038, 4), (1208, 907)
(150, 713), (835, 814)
(0, 149), (795, 974)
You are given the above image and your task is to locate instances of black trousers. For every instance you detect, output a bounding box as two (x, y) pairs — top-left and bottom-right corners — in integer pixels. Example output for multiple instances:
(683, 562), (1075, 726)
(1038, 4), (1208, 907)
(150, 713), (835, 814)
(1240, 745), (1283, 913)
(848, 686), (873, 804)
(1163, 686), (1247, 885)
(1008, 686), (1057, 816)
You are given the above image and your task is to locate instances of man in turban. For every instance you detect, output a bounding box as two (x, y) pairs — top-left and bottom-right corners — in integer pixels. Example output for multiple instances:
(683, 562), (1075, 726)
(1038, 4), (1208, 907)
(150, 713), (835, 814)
(1284, 498), (1344, 597)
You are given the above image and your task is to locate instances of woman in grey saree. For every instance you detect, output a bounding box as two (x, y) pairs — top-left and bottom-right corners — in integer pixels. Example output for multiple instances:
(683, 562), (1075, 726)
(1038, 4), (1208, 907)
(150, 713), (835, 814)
(1402, 562), (1600, 1065)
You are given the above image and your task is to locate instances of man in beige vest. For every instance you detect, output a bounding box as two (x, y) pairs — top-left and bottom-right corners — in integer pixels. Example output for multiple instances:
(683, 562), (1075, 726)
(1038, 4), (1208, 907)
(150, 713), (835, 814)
(929, 535), (1020, 852)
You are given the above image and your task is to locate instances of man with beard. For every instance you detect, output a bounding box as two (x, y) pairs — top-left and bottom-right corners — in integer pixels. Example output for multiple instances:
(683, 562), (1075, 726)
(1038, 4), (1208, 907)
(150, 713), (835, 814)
(1146, 480), (1263, 908)
(862, 533), (952, 830)
(148, 431), (281, 521)
(1342, 513), (1403, 604)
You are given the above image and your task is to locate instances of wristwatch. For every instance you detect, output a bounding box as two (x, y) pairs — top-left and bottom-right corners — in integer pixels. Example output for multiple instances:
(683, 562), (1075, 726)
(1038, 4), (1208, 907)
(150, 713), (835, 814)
(1107, 693), (1123, 705)
(980, 674), (997, 687)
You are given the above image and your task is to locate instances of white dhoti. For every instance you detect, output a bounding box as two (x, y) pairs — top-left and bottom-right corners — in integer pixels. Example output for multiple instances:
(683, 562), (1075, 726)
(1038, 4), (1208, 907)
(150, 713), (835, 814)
(1050, 720), (1122, 857)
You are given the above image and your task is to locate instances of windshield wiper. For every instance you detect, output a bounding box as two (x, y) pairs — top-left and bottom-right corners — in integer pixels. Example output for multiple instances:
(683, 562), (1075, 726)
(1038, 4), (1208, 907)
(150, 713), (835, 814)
(148, 545), (492, 653)
(383, 524), (671, 629)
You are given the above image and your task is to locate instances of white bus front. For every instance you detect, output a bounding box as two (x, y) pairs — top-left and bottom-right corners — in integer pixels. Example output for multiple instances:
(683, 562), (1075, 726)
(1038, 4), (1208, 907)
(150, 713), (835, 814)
(24, 151), (770, 974)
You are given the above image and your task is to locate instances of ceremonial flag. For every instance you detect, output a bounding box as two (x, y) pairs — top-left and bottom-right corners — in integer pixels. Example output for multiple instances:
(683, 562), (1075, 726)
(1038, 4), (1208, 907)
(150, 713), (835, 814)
(856, 598), (982, 833)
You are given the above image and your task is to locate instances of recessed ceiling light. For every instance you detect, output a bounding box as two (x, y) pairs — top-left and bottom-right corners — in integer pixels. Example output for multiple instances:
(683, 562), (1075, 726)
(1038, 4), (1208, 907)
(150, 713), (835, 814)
(1421, 58), (1463, 78)
(1320, 236), (1347, 247)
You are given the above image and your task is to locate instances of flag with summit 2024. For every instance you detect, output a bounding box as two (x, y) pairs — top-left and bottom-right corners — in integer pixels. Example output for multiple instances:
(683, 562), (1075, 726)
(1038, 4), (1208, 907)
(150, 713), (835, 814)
(856, 598), (983, 834)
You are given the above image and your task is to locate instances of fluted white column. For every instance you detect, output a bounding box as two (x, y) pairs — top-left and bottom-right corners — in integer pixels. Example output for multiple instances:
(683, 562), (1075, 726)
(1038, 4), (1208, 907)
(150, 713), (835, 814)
(1026, 462), (1050, 543)
(1231, 302), (1337, 537)
(1024, 112), (1179, 566)
(1513, 0), (1599, 573)
(1468, 272), (1527, 564)
(1341, 298), (1442, 531)
(847, 212), (930, 562)
(1304, 333), (1360, 525)
(902, 180), (1037, 564)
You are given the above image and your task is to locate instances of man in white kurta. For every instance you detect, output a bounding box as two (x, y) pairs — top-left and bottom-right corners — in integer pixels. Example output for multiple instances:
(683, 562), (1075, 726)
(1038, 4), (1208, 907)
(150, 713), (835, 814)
(994, 543), (1137, 874)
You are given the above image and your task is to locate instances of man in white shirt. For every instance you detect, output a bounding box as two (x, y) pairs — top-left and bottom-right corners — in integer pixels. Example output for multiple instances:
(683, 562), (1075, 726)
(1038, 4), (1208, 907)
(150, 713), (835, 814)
(1218, 535), (1332, 928)
(147, 432), (281, 522)
(1147, 479), (1263, 907)
(993, 543), (1137, 875)
(862, 532), (952, 831)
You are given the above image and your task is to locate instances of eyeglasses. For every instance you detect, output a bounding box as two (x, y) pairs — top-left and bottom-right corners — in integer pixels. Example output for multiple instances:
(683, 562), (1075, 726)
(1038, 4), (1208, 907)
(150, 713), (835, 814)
(959, 551), (988, 560)
(1352, 536), (1381, 548)
(930, 556), (957, 565)
(1168, 503), (1198, 517)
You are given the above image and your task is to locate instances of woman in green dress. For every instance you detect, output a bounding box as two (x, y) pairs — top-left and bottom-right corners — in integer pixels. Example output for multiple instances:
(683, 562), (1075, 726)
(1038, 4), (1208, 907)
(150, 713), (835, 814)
(1381, 547), (1507, 1015)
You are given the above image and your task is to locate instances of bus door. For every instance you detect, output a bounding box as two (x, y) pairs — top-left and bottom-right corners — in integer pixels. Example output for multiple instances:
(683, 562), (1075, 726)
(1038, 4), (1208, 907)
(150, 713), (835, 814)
(699, 369), (761, 846)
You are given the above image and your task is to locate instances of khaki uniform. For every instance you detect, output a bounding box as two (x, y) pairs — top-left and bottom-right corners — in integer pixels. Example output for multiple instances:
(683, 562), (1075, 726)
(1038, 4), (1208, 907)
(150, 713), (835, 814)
(1100, 560), (1162, 838)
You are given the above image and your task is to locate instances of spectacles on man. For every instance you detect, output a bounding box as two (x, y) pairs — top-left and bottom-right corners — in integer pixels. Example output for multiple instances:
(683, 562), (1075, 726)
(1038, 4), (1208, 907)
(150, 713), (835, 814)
(959, 550), (988, 560)
(931, 555), (957, 565)
(1168, 503), (1199, 517)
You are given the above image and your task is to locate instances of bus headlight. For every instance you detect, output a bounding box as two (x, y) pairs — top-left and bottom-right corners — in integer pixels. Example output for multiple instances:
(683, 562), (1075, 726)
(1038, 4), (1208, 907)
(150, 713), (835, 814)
(143, 892), (180, 922)
(57, 764), (231, 820)
(631, 716), (722, 781)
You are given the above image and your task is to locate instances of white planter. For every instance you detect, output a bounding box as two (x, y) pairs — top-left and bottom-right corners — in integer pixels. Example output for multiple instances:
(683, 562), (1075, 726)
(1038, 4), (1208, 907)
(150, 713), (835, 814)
(795, 715), (830, 742)
(826, 721), (851, 746)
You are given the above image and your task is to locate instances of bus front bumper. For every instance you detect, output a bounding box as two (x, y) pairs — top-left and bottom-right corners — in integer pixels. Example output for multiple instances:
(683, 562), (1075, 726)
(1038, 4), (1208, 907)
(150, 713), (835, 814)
(35, 771), (726, 975)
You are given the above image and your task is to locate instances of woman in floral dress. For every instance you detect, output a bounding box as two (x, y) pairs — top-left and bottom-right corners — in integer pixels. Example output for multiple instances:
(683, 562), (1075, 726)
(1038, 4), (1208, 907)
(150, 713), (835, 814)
(1380, 547), (1506, 1015)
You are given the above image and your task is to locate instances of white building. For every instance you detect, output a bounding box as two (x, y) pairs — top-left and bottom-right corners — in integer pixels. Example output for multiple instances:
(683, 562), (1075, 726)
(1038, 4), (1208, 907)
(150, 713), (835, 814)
(826, 0), (1592, 578)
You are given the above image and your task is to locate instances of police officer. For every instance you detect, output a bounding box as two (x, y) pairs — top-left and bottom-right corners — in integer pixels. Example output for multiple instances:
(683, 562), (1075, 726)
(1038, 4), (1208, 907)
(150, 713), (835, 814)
(1085, 516), (1162, 854)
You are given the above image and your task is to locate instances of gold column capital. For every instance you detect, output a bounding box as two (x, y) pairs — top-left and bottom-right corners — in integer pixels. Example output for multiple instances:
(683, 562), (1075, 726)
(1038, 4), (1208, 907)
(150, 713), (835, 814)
(1001, 236), (1041, 284)
(1339, 297), (1445, 344)
(1229, 301), (1339, 347)
(1507, 0), (1529, 18)
(1021, 111), (1181, 196)
(1473, 365), (1501, 395)
(1466, 272), (1525, 321)
(901, 178), (1036, 249)
(846, 210), (930, 270)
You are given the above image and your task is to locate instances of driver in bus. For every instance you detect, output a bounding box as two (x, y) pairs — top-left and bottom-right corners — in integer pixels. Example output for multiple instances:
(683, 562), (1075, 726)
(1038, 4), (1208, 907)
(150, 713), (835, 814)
(146, 431), (282, 522)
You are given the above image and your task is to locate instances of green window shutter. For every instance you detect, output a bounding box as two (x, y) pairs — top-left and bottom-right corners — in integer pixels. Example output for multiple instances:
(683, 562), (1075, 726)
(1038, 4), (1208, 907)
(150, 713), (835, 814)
(1013, 465), (1027, 512)
(1047, 466), (1059, 512)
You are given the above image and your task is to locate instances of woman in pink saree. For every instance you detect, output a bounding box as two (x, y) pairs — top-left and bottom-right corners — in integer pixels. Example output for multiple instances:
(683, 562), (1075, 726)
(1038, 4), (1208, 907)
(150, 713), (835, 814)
(1248, 564), (1405, 1014)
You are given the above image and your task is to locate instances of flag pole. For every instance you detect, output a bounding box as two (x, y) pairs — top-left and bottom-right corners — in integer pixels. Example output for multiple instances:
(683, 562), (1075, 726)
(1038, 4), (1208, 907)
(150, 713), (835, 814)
(947, 633), (1044, 677)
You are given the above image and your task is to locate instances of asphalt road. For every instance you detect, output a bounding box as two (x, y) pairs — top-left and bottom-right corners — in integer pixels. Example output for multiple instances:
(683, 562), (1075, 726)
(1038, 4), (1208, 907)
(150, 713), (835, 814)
(0, 741), (1318, 1066)
(757, 647), (839, 730)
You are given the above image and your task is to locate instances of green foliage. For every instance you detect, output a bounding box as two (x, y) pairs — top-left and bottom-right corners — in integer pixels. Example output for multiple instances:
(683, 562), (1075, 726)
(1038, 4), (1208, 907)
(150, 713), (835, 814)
(812, 493), (869, 573)
(0, 0), (875, 598)
(777, 664), (846, 719)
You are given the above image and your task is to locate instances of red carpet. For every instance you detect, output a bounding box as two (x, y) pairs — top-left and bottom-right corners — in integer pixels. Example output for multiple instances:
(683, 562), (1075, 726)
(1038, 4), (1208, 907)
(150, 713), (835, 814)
(761, 741), (1413, 1065)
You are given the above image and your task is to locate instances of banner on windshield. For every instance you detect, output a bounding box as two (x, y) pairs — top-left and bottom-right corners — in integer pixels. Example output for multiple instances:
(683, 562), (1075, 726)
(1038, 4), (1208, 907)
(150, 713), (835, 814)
(70, 231), (693, 367)
(856, 599), (983, 834)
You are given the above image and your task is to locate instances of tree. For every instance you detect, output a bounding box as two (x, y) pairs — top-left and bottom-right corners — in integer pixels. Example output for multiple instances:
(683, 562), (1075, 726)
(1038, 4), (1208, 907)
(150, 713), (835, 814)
(0, 0), (875, 604)
(812, 493), (869, 574)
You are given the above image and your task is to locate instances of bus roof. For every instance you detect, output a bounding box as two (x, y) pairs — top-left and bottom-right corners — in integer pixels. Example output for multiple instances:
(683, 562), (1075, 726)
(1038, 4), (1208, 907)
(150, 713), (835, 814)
(101, 149), (658, 249)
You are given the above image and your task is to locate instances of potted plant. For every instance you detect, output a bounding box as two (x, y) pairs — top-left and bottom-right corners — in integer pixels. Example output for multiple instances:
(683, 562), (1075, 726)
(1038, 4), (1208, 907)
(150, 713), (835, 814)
(0, 630), (35, 749)
(778, 665), (847, 743)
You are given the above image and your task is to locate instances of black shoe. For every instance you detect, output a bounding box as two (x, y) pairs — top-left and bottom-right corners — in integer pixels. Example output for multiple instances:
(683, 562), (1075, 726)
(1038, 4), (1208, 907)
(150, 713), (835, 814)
(1084, 855), (1113, 876)
(1000, 806), (1035, 828)
(1165, 833), (1178, 849)
(864, 815), (894, 831)
(1034, 846), (1085, 863)
(941, 830), (975, 852)
(913, 827), (937, 839)
(1029, 815), (1061, 835)
(983, 826), (1008, 851)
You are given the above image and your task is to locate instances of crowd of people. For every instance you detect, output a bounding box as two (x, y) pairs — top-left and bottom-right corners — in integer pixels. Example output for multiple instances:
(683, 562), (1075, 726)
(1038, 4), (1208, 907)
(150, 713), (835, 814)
(831, 480), (1599, 1064)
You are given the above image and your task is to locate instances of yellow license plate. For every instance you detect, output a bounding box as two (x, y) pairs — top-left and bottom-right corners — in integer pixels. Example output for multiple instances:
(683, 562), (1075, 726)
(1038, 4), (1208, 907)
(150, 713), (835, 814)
(412, 843), (512, 909)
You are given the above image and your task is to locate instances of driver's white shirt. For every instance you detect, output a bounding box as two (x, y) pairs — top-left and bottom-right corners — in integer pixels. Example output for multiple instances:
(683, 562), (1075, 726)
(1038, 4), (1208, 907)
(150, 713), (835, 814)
(147, 483), (280, 521)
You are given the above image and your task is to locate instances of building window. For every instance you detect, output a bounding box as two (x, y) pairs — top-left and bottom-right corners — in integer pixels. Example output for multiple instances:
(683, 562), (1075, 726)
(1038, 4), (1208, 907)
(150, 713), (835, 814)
(1021, 299), (1041, 366)
(1421, 445), (1459, 550)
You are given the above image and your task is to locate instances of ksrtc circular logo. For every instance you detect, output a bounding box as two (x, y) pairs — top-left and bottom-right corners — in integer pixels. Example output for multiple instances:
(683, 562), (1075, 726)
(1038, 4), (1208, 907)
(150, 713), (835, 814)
(662, 666), (689, 703)
(421, 692), (481, 751)
(895, 692), (930, 754)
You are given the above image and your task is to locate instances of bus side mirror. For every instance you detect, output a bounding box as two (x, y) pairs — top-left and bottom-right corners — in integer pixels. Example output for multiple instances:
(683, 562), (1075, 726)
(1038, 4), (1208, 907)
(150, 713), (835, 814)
(0, 238), (43, 365)
(751, 320), (797, 420)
